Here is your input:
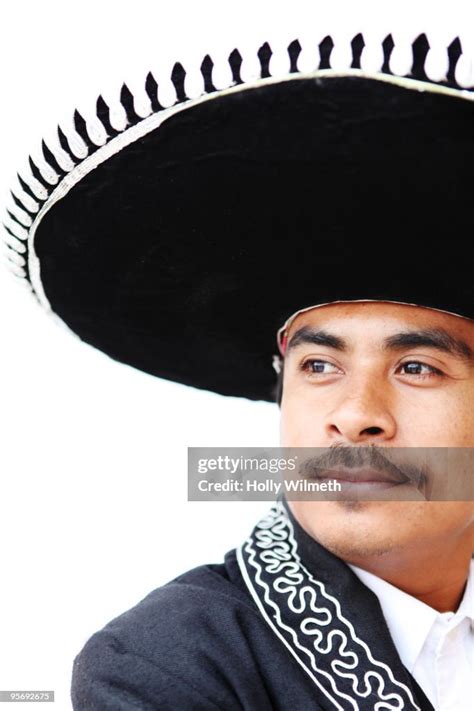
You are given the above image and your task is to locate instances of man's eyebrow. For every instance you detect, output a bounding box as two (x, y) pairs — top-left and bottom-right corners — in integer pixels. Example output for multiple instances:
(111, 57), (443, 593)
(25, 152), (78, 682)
(286, 327), (347, 352)
(383, 329), (474, 360)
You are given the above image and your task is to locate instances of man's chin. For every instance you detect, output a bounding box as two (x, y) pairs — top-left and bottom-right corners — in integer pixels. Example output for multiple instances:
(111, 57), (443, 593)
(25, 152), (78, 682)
(290, 500), (422, 561)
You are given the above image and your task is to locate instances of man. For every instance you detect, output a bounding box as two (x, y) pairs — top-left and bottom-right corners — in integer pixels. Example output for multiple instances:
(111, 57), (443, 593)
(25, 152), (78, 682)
(69, 301), (473, 710)
(4, 20), (473, 711)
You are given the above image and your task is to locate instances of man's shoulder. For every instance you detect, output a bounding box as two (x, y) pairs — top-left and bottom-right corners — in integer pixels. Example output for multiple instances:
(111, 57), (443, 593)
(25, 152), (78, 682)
(72, 550), (266, 709)
(105, 551), (256, 647)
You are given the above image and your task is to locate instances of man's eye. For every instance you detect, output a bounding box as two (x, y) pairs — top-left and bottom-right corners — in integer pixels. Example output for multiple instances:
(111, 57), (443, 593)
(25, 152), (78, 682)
(398, 361), (443, 377)
(301, 360), (341, 375)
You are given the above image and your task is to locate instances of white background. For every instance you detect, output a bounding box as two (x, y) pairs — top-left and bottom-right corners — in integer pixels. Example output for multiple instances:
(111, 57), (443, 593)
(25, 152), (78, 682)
(0, 1), (472, 708)
(0, 2), (281, 707)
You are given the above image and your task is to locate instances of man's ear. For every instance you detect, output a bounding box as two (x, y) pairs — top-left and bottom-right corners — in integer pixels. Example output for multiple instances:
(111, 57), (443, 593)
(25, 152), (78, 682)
(272, 355), (282, 375)
(272, 356), (284, 407)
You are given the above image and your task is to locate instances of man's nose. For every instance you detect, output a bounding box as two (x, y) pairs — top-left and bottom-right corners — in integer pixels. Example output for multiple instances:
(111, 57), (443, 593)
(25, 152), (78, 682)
(324, 376), (397, 443)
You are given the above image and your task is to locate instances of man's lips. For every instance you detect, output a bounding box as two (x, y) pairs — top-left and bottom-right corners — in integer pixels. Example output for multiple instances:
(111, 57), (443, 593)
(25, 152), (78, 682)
(312, 466), (411, 488)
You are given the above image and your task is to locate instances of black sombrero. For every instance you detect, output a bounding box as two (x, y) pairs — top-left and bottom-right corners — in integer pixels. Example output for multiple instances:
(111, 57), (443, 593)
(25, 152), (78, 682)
(4, 29), (474, 401)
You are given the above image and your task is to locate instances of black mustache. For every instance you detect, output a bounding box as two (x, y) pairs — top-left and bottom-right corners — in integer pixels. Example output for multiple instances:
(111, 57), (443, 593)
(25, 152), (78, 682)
(299, 446), (428, 488)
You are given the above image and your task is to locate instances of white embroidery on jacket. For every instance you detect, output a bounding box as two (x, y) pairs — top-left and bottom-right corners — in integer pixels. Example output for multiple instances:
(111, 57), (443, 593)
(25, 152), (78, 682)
(237, 501), (422, 711)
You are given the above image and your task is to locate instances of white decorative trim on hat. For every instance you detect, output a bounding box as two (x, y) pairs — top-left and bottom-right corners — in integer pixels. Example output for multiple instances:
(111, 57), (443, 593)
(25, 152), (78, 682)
(2, 29), (473, 306)
(237, 501), (422, 710)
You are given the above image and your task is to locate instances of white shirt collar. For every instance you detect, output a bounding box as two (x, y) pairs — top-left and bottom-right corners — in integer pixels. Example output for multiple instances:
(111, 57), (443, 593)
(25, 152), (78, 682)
(454, 559), (474, 623)
(348, 559), (474, 673)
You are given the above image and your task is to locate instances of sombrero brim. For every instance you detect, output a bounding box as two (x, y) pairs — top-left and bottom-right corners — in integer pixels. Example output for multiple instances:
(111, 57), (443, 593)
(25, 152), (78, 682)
(6, 59), (474, 400)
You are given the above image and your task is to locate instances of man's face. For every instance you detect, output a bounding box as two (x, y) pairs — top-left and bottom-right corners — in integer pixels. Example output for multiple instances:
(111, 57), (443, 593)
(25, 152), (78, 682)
(280, 302), (474, 562)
